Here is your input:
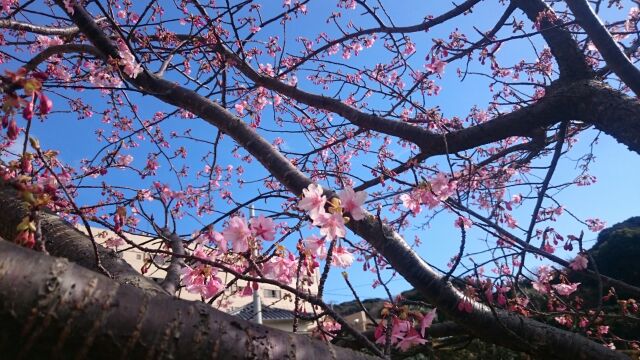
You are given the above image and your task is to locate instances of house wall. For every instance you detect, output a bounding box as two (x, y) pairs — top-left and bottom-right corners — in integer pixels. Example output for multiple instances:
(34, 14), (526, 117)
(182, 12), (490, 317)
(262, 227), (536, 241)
(88, 228), (320, 313)
(263, 319), (316, 333)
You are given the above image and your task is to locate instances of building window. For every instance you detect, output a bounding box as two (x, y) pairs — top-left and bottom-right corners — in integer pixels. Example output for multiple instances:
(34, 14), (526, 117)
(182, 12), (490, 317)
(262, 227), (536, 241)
(135, 253), (142, 260)
(264, 289), (282, 298)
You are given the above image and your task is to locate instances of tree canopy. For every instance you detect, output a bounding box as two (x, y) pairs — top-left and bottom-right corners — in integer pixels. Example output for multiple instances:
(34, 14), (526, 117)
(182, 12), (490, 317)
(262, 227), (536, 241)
(1, 0), (640, 359)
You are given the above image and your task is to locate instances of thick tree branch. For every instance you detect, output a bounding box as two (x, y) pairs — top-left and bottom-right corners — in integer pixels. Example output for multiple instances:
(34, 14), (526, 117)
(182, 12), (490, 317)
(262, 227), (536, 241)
(0, 238), (376, 359)
(209, 40), (438, 150)
(158, 228), (186, 295)
(515, 0), (593, 80)
(572, 79), (640, 154)
(23, 44), (103, 72)
(0, 18), (104, 36)
(0, 185), (166, 296)
(565, 0), (640, 95)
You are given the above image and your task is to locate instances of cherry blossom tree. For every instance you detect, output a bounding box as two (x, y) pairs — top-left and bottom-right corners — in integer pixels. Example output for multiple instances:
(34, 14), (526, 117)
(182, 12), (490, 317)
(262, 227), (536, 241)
(1, 0), (640, 358)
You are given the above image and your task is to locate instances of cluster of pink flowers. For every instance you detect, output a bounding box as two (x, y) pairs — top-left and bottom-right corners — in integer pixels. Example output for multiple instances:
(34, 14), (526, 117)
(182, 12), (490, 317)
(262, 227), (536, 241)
(400, 172), (457, 215)
(569, 253), (589, 271)
(585, 218), (606, 232)
(184, 214), (297, 298)
(552, 282), (580, 296)
(116, 40), (143, 79)
(262, 252), (296, 283)
(302, 234), (327, 259)
(298, 183), (367, 241)
(297, 184), (367, 268)
(208, 215), (276, 253)
(312, 319), (342, 341)
(374, 308), (437, 351)
(531, 265), (554, 294)
(1, 0), (17, 13)
(302, 234), (353, 268)
(426, 58), (446, 76)
(331, 246), (354, 268)
(181, 246), (224, 299)
(532, 265), (580, 297)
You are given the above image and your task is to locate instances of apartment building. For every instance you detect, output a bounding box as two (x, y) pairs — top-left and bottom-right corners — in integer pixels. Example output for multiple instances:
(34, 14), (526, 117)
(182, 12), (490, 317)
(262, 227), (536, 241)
(91, 227), (319, 333)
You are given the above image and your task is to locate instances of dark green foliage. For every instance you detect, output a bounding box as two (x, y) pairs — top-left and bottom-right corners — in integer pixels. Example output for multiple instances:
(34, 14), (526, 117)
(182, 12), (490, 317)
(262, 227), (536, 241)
(590, 216), (640, 289)
(332, 297), (386, 317)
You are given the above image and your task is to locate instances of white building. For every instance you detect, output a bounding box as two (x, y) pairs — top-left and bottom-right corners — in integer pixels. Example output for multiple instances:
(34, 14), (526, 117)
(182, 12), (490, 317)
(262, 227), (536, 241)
(90, 227), (319, 333)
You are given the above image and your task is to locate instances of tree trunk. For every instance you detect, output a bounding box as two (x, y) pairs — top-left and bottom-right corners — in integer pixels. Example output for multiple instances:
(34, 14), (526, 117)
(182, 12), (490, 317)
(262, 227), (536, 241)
(0, 185), (166, 295)
(0, 238), (375, 360)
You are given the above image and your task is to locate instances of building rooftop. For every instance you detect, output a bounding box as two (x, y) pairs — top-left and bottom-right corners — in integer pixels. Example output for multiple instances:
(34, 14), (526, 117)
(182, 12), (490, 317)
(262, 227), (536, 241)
(231, 302), (309, 321)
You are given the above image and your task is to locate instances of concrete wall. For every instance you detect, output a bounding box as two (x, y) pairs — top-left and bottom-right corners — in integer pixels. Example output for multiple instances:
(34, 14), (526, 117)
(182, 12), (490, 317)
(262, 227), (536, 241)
(89, 227), (319, 315)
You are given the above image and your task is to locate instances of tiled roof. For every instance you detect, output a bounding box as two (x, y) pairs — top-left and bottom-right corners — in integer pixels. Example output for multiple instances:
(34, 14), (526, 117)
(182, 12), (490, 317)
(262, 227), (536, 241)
(231, 303), (305, 321)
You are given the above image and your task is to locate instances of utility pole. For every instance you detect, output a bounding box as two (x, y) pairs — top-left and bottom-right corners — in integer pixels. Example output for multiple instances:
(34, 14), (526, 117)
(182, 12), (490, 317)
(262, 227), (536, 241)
(249, 205), (263, 325)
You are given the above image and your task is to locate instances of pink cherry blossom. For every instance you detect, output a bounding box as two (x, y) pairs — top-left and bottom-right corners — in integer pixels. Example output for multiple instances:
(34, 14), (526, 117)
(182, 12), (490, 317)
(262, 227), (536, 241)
(62, 0), (75, 14)
(569, 254), (588, 271)
(116, 154), (134, 167)
(555, 315), (573, 327)
(204, 228), (227, 252)
(2, 0), (16, 14)
(586, 218), (606, 232)
(457, 298), (473, 313)
(181, 261), (223, 300)
(400, 192), (422, 215)
(532, 280), (549, 294)
(315, 211), (346, 241)
(201, 276), (224, 298)
(7, 119), (19, 140)
(104, 237), (125, 248)
(250, 215), (276, 241)
(312, 319), (342, 341)
(401, 174), (457, 215)
(396, 327), (427, 351)
(420, 308), (437, 337)
(235, 101), (247, 115)
(454, 216), (473, 230)
(403, 40), (416, 56)
(23, 101), (33, 121)
(390, 318), (411, 343)
(298, 183), (327, 218)
(262, 253), (296, 283)
(35, 35), (64, 49)
(15, 230), (35, 249)
(117, 41), (143, 78)
(430, 172), (457, 200)
(331, 246), (354, 268)
(223, 216), (251, 253)
(374, 321), (386, 345)
(303, 234), (327, 259)
(426, 58), (446, 75)
(37, 93), (52, 115)
(552, 282), (580, 296)
(339, 186), (367, 220)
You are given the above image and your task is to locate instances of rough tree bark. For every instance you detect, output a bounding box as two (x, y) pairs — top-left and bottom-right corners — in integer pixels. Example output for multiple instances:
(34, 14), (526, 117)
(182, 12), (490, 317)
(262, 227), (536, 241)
(0, 237), (375, 360)
(0, 185), (166, 295)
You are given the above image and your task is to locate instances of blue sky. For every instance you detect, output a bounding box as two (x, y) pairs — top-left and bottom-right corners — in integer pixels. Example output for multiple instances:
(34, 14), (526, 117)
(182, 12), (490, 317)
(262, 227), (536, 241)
(2, 1), (639, 304)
